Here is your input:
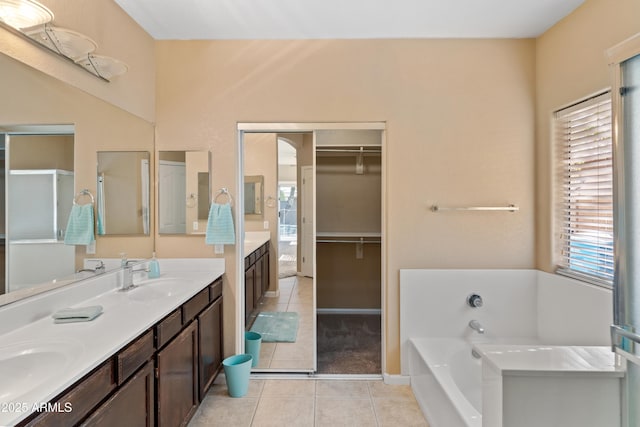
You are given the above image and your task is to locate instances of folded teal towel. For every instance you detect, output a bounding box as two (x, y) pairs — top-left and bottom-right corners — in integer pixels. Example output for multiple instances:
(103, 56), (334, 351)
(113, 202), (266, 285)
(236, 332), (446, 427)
(205, 203), (235, 245)
(64, 204), (95, 245)
(52, 305), (103, 323)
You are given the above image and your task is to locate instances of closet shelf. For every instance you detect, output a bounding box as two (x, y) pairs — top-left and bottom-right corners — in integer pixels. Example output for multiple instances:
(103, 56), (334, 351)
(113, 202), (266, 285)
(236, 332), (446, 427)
(316, 231), (381, 238)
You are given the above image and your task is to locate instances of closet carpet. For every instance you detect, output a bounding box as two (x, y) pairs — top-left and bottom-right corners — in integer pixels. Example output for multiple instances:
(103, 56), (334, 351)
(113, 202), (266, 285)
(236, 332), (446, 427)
(316, 314), (381, 374)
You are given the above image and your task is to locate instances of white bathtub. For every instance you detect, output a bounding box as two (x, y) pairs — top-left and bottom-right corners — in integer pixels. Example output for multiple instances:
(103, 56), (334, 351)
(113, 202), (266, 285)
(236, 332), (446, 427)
(408, 338), (482, 427)
(407, 337), (622, 427)
(399, 269), (615, 427)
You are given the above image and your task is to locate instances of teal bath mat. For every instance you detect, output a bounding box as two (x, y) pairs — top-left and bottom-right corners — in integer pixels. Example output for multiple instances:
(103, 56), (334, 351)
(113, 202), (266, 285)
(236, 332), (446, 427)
(250, 312), (299, 342)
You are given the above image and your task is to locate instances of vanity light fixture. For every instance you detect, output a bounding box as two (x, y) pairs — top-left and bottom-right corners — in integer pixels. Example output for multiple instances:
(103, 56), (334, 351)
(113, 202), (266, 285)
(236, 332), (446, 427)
(0, 0), (128, 81)
(0, 0), (53, 30)
(75, 53), (128, 80)
(25, 24), (97, 61)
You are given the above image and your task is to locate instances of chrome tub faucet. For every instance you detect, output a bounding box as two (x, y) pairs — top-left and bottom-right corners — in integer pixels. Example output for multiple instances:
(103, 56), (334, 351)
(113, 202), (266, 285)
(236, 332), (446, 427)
(469, 320), (485, 334)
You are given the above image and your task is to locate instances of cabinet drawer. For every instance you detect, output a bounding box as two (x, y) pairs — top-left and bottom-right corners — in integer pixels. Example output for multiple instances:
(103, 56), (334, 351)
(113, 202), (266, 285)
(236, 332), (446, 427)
(156, 308), (183, 349)
(81, 362), (154, 427)
(209, 278), (222, 302)
(116, 329), (154, 385)
(24, 360), (115, 427)
(182, 288), (209, 323)
(259, 243), (267, 256)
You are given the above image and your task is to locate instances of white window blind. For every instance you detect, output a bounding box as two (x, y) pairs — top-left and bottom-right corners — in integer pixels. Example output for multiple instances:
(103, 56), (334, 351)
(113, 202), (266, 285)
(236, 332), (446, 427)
(555, 92), (613, 286)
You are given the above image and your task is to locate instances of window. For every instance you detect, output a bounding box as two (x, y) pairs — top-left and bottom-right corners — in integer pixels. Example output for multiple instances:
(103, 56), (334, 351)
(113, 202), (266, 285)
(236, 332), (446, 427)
(555, 92), (613, 286)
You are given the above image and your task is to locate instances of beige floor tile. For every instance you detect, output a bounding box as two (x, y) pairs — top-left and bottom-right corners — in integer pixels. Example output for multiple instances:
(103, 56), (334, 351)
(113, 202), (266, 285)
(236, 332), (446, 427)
(252, 397), (315, 427)
(368, 381), (416, 400)
(268, 359), (315, 370)
(316, 380), (371, 398)
(272, 340), (315, 360)
(207, 379), (265, 399)
(188, 397), (259, 427)
(315, 397), (377, 426)
(261, 379), (316, 397)
(373, 397), (429, 426)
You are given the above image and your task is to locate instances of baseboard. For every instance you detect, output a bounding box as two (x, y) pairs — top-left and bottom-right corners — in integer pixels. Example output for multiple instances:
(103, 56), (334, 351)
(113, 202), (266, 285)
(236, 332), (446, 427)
(316, 308), (382, 315)
(264, 290), (280, 298)
(383, 374), (411, 386)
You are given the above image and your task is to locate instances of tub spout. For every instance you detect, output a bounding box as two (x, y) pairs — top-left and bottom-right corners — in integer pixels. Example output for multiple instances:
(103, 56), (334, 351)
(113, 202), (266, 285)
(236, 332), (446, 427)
(468, 320), (485, 334)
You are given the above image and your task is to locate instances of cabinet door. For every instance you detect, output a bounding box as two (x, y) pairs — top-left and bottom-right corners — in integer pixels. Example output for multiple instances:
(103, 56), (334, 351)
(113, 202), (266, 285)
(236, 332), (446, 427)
(254, 254), (263, 306)
(262, 248), (270, 295)
(82, 362), (154, 427)
(197, 297), (223, 401)
(245, 264), (255, 325)
(157, 321), (198, 427)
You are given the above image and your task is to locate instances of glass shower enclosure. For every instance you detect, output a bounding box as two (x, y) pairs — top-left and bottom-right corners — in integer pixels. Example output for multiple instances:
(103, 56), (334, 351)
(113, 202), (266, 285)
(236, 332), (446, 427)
(611, 44), (640, 427)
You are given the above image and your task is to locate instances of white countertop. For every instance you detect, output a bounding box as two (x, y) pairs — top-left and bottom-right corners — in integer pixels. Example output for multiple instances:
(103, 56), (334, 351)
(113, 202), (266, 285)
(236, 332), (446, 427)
(244, 231), (270, 256)
(0, 258), (224, 426)
(473, 344), (624, 377)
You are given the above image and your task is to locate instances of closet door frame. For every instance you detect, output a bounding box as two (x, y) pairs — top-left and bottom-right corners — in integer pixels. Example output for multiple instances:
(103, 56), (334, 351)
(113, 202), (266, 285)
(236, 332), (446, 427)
(236, 122), (387, 374)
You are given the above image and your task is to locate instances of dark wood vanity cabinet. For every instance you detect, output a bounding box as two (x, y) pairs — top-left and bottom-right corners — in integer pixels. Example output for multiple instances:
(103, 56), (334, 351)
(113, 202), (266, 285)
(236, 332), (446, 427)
(18, 276), (224, 427)
(156, 321), (198, 427)
(245, 241), (269, 328)
(82, 362), (154, 427)
(198, 281), (223, 400)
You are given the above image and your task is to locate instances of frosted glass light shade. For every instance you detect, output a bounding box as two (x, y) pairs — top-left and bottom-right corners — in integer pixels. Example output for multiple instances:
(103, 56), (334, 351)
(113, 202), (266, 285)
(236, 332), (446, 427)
(0, 0), (53, 30)
(76, 54), (128, 80)
(26, 25), (98, 61)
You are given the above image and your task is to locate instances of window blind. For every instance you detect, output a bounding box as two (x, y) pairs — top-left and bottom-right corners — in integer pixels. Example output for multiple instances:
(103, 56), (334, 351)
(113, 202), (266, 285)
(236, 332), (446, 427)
(555, 92), (613, 286)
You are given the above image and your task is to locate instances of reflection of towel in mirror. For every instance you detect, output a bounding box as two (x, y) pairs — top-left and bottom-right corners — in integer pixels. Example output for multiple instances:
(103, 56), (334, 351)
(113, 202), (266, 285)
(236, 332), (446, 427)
(205, 203), (235, 245)
(64, 204), (95, 245)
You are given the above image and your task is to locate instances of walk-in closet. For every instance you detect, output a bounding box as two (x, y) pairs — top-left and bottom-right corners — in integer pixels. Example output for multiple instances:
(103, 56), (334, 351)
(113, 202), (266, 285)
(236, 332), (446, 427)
(315, 129), (382, 374)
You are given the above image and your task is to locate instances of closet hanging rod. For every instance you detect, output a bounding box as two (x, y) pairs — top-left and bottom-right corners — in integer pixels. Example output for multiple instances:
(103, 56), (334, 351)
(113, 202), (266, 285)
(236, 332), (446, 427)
(316, 147), (381, 153)
(317, 239), (381, 244)
(430, 204), (519, 213)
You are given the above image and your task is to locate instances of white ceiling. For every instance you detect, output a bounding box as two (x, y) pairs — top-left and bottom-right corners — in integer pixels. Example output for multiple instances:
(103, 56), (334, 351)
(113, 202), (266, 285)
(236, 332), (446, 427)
(114, 0), (584, 40)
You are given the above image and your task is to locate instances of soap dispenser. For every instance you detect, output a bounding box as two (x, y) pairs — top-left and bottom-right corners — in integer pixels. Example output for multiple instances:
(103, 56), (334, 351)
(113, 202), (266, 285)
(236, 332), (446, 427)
(148, 252), (160, 278)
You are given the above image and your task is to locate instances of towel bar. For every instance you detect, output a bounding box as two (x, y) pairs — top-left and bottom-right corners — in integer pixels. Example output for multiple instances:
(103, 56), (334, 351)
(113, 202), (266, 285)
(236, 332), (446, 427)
(73, 189), (94, 205)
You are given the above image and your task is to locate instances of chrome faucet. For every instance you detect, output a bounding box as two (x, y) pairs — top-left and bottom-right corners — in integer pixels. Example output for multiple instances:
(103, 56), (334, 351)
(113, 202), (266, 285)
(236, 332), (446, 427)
(120, 260), (145, 291)
(469, 320), (485, 334)
(78, 260), (106, 275)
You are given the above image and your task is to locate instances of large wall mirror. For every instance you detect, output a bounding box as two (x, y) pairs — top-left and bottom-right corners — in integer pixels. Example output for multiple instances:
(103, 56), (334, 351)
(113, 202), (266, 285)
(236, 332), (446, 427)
(244, 175), (264, 219)
(97, 151), (151, 236)
(0, 45), (155, 308)
(158, 151), (211, 235)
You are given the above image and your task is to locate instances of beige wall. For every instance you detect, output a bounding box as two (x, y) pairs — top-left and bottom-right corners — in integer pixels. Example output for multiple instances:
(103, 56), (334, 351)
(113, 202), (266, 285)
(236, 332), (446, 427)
(244, 133), (279, 291)
(10, 135), (74, 170)
(535, 0), (640, 273)
(156, 38), (537, 373)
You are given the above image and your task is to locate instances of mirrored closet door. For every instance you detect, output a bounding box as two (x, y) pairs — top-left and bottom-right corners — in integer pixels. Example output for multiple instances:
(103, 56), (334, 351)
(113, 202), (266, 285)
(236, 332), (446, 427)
(238, 123), (385, 375)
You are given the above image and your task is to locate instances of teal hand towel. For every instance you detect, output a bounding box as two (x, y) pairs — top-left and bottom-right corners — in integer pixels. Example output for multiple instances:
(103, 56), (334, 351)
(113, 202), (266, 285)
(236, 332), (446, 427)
(52, 305), (103, 323)
(64, 204), (95, 245)
(205, 202), (235, 245)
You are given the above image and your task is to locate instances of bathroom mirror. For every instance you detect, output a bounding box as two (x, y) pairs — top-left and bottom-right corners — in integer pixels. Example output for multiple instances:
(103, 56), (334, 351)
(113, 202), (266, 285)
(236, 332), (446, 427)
(158, 150), (211, 235)
(0, 47), (155, 308)
(97, 151), (151, 236)
(244, 175), (264, 219)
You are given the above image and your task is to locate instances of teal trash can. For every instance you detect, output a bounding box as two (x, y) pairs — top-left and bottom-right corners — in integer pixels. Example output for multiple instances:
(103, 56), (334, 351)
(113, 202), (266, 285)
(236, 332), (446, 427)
(222, 354), (253, 397)
(245, 331), (262, 367)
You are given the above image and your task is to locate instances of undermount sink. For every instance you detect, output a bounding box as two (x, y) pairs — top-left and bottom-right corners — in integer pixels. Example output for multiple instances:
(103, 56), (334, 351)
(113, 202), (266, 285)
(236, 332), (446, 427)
(126, 277), (192, 302)
(0, 339), (83, 402)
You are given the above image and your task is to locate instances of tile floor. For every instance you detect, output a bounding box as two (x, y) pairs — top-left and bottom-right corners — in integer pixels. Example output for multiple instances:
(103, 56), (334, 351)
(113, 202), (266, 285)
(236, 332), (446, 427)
(254, 275), (315, 370)
(188, 379), (429, 426)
